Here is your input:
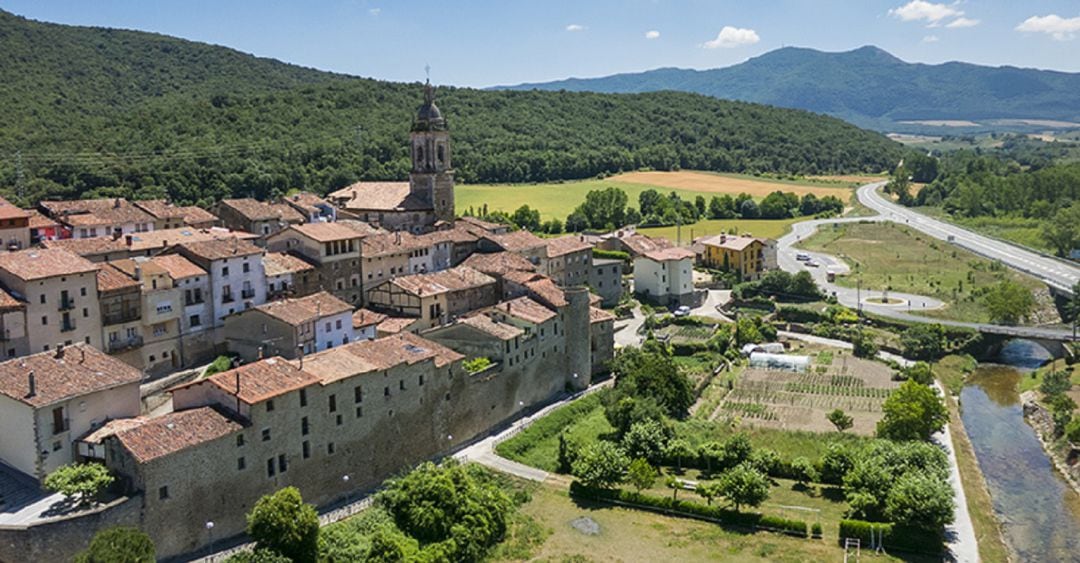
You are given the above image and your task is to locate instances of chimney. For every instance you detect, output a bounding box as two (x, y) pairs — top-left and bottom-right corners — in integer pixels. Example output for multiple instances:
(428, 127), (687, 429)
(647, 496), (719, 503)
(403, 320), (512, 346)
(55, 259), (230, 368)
(26, 371), (35, 398)
(55, 344), (65, 359)
(125, 235), (133, 246)
(113, 198), (122, 209)
(79, 347), (86, 363)
(235, 369), (242, 415)
(297, 345), (305, 369)
(112, 230), (121, 241)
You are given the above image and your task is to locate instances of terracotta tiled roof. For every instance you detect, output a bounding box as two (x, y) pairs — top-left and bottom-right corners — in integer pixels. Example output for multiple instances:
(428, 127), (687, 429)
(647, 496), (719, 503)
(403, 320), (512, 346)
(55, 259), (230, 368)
(202, 357), (319, 405)
(148, 254), (206, 280)
(461, 251), (536, 276)
(97, 264), (140, 294)
(345, 332), (463, 370)
(114, 407), (241, 464)
(618, 233), (673, 256)
(41, 199), (154, 227)
(0, 344), (143, 408)
(545, 235), (592, 258)
(642, 247), (696, 261)
(525, 277), (568, 308)
(133, 199), (186, 220)
(288, 222), (366, 243)
(420, 226), (479, 245)
(26, 209), (59, 229)
(589, 306), (616, 323)
(294, 345), (379, 385)
(502, 270), (545, 285)
(699, 234), (766, 251)
(178, 238), (263, 262)
(251, 291), (352, 327)
(377, 317), (418, 334)
(458, 216), (505, 233)
(80, 417), (149, 444)
(41, 237), (128, 258)
(220, 198), (305, 223)
(329, 182), (432, 212)
(352, 308), (388, 329)
(485, 230), (545, 252)
(178, 206), (219, 226)
(0, 197), (29, 221)
(283, 192), (332, 215)
(459, 313), (523, 340)
(124, 227), (256, 253)
(0, 287), (23, 311)
(589, 293), (603, 307)
(491, 296), (557, 324)
(361, 231), (430, 257)
(0, 248), (99, 280)
(263, 252), (315, 277)
(336, 220), (385, 238)
(391, 266), (495, 297)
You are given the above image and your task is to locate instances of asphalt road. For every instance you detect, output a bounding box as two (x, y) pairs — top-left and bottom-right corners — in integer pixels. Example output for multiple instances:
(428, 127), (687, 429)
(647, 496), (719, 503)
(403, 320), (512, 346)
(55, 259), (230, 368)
(858, 182), (1080, 296)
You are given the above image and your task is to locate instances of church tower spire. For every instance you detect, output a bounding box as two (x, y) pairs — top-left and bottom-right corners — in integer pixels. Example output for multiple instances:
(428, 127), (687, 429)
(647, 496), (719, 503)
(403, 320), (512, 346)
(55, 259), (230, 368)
(409, 80), (454, 224)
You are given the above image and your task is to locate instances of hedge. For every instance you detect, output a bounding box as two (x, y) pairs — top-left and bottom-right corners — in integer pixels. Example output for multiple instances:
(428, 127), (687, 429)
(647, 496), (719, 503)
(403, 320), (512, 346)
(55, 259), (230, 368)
(494, 393), (602, 460)
(776, 305), (826, 324)
(592, 249), (631, 262)
(570, 481), (809, 538)
(838, 519), (943, 555)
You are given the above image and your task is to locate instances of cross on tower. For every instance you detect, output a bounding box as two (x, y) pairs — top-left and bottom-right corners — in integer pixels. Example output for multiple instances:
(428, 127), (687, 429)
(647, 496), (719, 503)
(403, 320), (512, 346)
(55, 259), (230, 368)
(425, 64), (431, 82)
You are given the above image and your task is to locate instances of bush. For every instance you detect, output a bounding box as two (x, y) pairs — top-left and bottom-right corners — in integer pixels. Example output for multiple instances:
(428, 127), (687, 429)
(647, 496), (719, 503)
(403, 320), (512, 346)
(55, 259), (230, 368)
(464, 356), (493, 374)
(838, 519), (942, 554)
(247, 487), (320, 563)
(572, 441), (630, 489)
(569, 481), (808, 537)
(592, 248), (630, 262)
(44, 463), (114, 505)
(74, 527), (155, 563)
(811, 522), (823, 538)
(203, 355), (233, 378)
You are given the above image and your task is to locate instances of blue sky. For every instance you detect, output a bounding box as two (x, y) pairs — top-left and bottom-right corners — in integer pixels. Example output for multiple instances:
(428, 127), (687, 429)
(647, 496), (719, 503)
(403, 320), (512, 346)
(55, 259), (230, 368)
(2, 1), (1079, 86)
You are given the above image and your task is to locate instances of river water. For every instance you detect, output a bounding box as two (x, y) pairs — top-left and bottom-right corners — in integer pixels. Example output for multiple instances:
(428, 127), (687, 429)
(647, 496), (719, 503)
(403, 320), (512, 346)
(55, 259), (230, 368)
(960, 340), (1080, 562)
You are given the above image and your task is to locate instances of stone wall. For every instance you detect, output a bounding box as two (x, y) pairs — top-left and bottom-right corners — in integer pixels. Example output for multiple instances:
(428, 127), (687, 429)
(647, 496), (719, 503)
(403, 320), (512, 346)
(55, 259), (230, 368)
(0, 495), (141, 563)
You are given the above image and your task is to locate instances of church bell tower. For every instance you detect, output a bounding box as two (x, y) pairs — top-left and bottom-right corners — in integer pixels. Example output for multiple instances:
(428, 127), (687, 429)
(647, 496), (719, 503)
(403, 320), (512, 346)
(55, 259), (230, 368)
(409, 80), (455, 224)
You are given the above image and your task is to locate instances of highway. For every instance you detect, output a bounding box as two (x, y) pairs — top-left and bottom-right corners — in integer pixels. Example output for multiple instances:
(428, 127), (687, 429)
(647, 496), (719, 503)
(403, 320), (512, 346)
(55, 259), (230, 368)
(857, 182), (1080, 296)
(777, 182), (1077, 342)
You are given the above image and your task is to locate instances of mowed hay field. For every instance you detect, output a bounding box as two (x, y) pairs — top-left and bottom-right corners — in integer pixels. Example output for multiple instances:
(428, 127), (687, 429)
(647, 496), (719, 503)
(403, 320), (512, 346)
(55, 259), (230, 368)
(456, 170), (861, 223)
(637, 216), (804, 243)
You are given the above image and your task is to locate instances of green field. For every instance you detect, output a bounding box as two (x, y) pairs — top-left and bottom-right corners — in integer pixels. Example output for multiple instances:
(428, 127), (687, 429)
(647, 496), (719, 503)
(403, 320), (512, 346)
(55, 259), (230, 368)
(917, 207), (1052, 253)
(798, 221), (1048, 324)
(638, 216), (805, 243)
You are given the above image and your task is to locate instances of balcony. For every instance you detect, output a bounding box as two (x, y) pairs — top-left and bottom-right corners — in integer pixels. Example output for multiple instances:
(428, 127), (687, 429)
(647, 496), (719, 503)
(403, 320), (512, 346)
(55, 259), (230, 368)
(52, 418), (70, 435)
(185, 296), (205, 306)
(58, 298), (75, 312)
(60, 322), (76, 333)
(107, 335), (143, 353)
(222, 294), (235, 304)
(103, 310), (140, 326)
(241, 288), (256, 300)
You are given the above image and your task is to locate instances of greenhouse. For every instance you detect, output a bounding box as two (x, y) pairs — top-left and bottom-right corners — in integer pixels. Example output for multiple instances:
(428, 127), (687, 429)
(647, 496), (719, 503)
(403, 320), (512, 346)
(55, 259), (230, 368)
(748, 352), (811, 373)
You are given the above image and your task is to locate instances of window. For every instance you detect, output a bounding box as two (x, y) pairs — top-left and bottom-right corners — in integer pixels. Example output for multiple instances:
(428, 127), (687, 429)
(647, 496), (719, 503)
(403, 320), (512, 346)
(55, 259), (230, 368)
(325, 322), (331, 333)
(301, 417), (309, 436)
(266, 400), (275, 412)
(299, 388), (307, 407)
(302, 441), (310, 459)
(336, 414), (343, 426)
(278, 454), (287, 473)
(328, 442), (336, 455)
(190, 314), (201, 327)
(384, 386), (390, 398)
(419, 374), (424, 386)
(336, 319), (342, 330)
(158, 486), (169, 500)
(237, 434), (245, 447)
(399, 380), (405, 391)
(354, 386), (363, 403)
(328, 394), (337, 413)
(356, 405), (363, 418)
(39, 294), (45, 304)
(80, 287), (87, 297)
(41, 315), (47, 326)
(261, 428), (271, 442)
(237, 457), (246, 471)
(222, 266), (230, 276)
(243, 262), (250, 273)
(267, 458), (276, 477)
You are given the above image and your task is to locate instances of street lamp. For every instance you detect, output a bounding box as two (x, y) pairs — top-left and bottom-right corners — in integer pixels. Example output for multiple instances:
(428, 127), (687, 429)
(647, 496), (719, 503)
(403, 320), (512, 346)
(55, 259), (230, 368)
(205, 521), (215, 562)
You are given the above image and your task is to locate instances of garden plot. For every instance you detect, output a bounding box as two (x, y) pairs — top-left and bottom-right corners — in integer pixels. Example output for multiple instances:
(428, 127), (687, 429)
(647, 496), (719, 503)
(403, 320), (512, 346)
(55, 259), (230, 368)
(714, 353), (899, 435)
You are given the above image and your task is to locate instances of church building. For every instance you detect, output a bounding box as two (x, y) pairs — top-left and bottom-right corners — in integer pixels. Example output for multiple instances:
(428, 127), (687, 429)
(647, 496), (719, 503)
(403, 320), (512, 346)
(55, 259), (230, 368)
(329, 81), (456, 233)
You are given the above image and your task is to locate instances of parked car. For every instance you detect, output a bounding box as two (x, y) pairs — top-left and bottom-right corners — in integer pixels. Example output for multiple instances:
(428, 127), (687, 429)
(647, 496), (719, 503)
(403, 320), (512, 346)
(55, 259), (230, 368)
(796, 252), (810, 261)
(673, 305), (692, 317)
(805, 260), (820, 268)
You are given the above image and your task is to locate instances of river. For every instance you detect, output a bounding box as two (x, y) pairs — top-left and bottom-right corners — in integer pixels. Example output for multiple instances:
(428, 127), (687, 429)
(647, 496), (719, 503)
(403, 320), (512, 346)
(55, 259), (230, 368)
(960, 340), (1080, 562)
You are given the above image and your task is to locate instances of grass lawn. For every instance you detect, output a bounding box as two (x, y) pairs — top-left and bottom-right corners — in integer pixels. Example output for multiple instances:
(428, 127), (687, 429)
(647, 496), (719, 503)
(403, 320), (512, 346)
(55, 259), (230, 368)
(933, 354), (978, 396)
(1016, 361), (1080, 394)
(943, 393), (1011, 563)
(797, 221), (1047, 324)
(457, 171), (855, 223)
(498, 404), (615, 473)
(638, 216), (804, 244)
(495, 482), (913, 563)
(916, 207), (1052, 254)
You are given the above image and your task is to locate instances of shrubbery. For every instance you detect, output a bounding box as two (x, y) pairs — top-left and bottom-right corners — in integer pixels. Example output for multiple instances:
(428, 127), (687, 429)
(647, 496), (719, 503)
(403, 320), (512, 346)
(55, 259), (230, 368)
(839, 519), (942, 554)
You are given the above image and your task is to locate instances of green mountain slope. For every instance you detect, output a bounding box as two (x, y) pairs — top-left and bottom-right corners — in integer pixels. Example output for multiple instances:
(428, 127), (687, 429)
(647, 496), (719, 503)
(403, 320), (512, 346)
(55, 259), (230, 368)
(501, 46), (1080, 132)
(0, 11), (904, 207)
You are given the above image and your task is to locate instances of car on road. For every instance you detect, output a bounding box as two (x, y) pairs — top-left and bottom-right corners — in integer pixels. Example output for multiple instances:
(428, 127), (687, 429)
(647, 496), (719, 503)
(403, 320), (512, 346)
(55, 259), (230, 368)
(805, 260), (820, 268)
(796, 252), (810, 261)
(673, 305), (691, 317)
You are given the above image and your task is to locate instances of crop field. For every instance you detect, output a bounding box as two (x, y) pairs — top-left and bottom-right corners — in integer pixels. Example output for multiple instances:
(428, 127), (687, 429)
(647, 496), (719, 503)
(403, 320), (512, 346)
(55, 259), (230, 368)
(608, 170), (858, 197)
(713, 353), (898, 434)
(656, 323), (715, 345)
(638, 216), (804, 243)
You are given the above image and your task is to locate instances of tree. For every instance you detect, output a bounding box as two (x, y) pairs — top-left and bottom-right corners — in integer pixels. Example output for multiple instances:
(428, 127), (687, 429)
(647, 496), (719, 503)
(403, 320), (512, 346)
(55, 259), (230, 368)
(717, 464), (770, 511)
(44, 463), (114, 506)
(884, 472), (954, 530)
(851, 331), (878, 359)
(511, 204), (541, 231)
(664, 438), (694, 472)
(876, 380), (948, 442)
(697, 441), (725, 474)
(1043, 203), (1080, 257)
(903, 362), (934, 385)
(827, 409), (854, 432)
(790, 457), (819, 487)
(565, 212), (589, 233)
(557, 429), (580, 474)
(842, 458), (892, 520)
(900, 324), (948, 361)
(738, 199), (760, 219)
(74, 527), (155, 563)
(694, 195), (707, 216)
(247, 487), (320, 563)
(627, 458), (658, 492)
(696, 481), (721, 506)
(606, 349), (693, 420)
(572, 441), (629, 489)
(573, 187), (628, 229)
(799, 193), (820, 216)
(981, 280), (1036, 325)
(748, 448), (781, 476)
(1040, 370), (1073, 396)
(621, 419), (671, 465)
(821, 443), (855, 484)
(365, 527), (419, 563)
(718, 433), (753, 471)
(735, 316), (764, 346)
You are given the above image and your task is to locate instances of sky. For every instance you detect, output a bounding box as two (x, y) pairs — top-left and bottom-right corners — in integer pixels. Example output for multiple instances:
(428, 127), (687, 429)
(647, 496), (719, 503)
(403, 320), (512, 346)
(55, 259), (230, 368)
(2, 0), (1079, 87)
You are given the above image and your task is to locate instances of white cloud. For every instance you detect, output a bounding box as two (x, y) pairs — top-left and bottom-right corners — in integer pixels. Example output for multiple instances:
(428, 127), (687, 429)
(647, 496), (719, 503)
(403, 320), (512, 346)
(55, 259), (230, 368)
(889, 1), (962, 25)
(645, 30), (661, 40)
(946, 17), (980, 28)
(1016, 14), (1080, 41)
(565, 24), (586, 32)
(922, 35), (940, 43)
(369, 7), (380, 16)
(702, 26), (760, 49)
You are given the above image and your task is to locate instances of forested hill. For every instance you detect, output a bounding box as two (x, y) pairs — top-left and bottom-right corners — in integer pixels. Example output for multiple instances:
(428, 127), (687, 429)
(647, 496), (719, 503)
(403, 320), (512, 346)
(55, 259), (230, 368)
(0, 10), (904, 208)
(500, 46), (1080, 132)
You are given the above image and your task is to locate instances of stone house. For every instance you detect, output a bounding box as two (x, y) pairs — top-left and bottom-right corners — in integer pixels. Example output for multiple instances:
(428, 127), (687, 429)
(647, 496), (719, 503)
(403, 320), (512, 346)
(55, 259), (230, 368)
(589, 257), (624, 307)
(175, 238), (267, 327)
(280, 192), (337, 223)
(0, 287), (27, 359)
(598, 231), (673, 259)
(214, 198), (306, 240)
(262, 251), (317, 300)
(97, 264), (144, 366)
(39, 199), (155, 240)
(541, 235), (593, 287)
(0, 344), (142, 482)
(266, 222), (369, 305)
(134, 200), (222, 231)
(478, 230), (547, 267)
(223, 291), (355, 362)
(589, 307), (616, 375)
(365, 266), (497, 330)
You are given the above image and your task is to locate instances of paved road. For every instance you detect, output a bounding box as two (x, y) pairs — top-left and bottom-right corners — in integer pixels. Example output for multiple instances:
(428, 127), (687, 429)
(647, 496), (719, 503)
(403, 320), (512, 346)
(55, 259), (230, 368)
(858, 182), (1079, 296)
(778, 189), (1076, 342)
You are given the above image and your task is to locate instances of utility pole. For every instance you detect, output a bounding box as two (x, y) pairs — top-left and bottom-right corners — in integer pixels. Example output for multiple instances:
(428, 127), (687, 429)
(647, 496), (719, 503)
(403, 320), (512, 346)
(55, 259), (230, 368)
(15, 151), (25, 201)
(856, 278), (862, 316)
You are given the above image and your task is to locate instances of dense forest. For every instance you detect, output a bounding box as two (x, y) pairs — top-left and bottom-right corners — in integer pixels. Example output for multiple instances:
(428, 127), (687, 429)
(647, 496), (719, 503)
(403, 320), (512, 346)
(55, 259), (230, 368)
(0, 10), (905, 208)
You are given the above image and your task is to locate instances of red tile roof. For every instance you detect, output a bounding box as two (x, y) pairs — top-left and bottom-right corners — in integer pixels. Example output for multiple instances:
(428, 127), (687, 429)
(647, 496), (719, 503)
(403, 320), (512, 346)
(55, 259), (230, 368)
(525, 277), (568, 308)
(491, 296), (557, 324)
(459, 313), (523, 340)
(617, 233), (673, 256)
(699, 234), (767, 251)
(263, 252), (315, 277)
(361, 231), (427, 257)
(133, 200), (187, 220)
(41, 199), (153, 227)
(545, 235), (592, 258)
(148, 254), (206, 280)
(486, 230), (545, 252)
(461, 251), (536, 276)
(203, 357), (319, 405)
(458, 216), (505, 233)
(0, 345), (143, 408)
(352, 308), (388, 329)
(114, 407), (241, 464)
(391, 266), (495, 297)
(41, 237), (128, 258)
(329, 182), (432, 212)
(377, 317), (419, 334)
(287, 222), (368, 243)
(345, 332), (462, 370)
(251, 291), (353, 327)
(642, 247), (696, 261)
(0, 287), (23, 311)
(26, 209), (59, 229)
(220, 199), (305, 223)
(178, 238), (263, 261)
(589, 306), (616, 323)
(178, 206), (219, 226)
(97, 264), (140, 294)
(0, 197), (29, 221)
(0, 248), (99, 280)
